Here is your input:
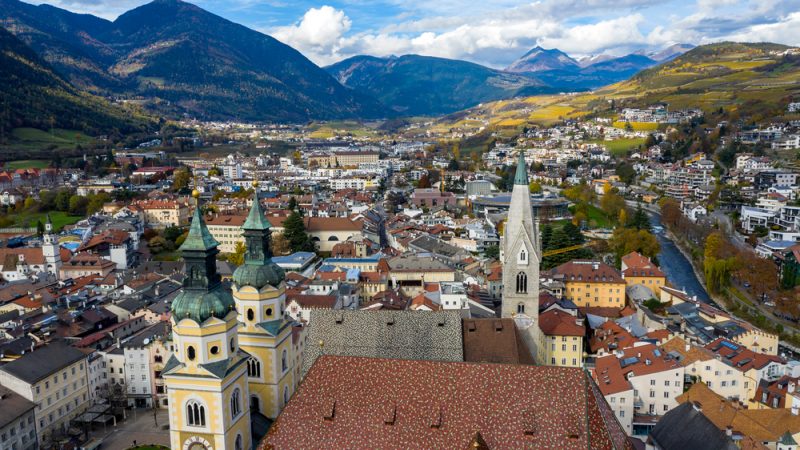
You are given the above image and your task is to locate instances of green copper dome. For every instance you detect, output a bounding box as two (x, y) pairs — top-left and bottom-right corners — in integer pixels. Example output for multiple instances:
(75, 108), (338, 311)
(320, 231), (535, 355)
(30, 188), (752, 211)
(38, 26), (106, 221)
(232, 262), (285, 290)
(171, 203), (235, 323)
(232, 189), (285, 289)
(171, 288), (235, 323)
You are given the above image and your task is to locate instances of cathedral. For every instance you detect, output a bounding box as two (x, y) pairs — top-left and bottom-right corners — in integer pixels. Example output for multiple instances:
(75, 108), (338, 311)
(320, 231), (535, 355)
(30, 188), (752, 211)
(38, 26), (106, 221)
(163, 187), (294, 450)
(500, 152), (543, 363)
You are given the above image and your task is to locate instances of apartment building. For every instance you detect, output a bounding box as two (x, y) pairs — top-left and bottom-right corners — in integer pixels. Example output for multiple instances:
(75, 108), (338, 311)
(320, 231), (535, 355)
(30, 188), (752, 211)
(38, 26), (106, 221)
(133, 199), (190, 228)
(204, 213), (247, 253)
(0, 343), (90, 445)
(0, 387), (37, 450)
(550, 260), (627, 308)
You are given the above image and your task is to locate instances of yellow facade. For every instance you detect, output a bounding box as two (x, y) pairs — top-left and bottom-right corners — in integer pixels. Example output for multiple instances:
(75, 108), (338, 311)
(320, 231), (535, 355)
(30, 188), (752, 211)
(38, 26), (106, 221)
(165, 311), (252, 450)
(624, 275), (665, 297)
(539, 334), (584, 367)
(564, 281), (626, 308)
(233, 281), (296, 419)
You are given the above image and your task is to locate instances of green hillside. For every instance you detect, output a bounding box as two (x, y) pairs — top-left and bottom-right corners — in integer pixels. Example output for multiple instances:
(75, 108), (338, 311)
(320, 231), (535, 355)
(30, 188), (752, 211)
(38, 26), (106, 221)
(0, 26), (150, 148)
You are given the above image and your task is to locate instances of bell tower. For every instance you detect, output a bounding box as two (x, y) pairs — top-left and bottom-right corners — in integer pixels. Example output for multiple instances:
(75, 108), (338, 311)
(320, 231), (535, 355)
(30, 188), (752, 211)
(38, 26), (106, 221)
(232, 184), (295, 419)
(500, 152), (542, 362)
(163, 191), (252, 450)
(42, 214), (62, 278)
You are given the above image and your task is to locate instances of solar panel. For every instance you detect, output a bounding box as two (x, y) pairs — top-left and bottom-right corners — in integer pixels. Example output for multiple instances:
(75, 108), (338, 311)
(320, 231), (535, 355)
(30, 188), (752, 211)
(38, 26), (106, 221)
(721, 341), (739, 351)
(620, 357), (639, 368)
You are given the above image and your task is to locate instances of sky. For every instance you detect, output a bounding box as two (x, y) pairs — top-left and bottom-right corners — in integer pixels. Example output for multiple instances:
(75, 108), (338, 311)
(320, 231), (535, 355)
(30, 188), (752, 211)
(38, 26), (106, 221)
(28, 0), (800, 67)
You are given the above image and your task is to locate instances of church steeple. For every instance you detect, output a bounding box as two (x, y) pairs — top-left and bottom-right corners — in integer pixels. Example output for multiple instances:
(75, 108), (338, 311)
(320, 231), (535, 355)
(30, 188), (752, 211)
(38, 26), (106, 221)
(232, 185), (285, 290)
(170, 192), (235, 323)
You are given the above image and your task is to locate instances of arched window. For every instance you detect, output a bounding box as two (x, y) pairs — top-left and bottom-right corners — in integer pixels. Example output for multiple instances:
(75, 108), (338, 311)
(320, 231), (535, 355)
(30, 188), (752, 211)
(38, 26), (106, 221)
(187, 346), (196, 361)
(516, 272), (527, 294)
(327, 236), (339, 241)
(230, 338), (235, 352)
(246, 309), (254, 321)
(281, 349), (288, 372)
(235, 434), (243, 450)
(519, 249), (526, 262)
(250, 395), (260, 414)
(517, 303), (525, 314)
(186, 400), (206, 426)
(247, 357), (261, 378)
(283, 385), (290, 406)
(231, 388), (241, 418)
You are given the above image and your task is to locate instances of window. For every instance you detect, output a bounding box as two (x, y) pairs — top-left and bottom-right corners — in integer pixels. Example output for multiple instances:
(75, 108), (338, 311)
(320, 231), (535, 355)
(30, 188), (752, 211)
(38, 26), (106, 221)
(186, 401), (206, 427)
(619, 410), (625, 417)
(230, 338), (235, 352)
(515, 272), (527, 294)
(281, 350), (288, 372)
(283, 386), (290, 406)
(247, 309), (254, 321)
(187, 346), (196, 361)
(231, 389), (241, 418)
(663, 392), (669, 398)
(650, 380), (656, 386)
(649, 391), (655, 398)
(519, 249), (526, 262)
(235, 435), (243, 450)
(517, 303), (525, 314)
(248, 358), (261, 378)
(211, 346), (219, 355)
(663, 405), (669, 412)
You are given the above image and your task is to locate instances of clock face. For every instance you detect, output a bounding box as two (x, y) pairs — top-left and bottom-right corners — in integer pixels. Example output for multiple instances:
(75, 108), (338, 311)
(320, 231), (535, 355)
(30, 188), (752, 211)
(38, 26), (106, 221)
(184, 436), (212, 450)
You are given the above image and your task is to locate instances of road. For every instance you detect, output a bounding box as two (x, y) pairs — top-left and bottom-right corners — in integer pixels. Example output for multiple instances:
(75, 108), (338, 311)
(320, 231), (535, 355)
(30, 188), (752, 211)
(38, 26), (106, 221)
(87, 408), (170, 449)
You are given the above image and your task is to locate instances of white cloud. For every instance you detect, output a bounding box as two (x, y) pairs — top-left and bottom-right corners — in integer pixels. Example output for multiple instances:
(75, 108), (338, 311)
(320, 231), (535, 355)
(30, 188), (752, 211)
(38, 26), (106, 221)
(271, 5), (352, 57)
(722, 11), (800, 45)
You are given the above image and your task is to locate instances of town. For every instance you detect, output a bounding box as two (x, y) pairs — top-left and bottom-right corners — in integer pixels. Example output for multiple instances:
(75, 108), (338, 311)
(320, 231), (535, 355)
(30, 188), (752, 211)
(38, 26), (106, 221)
(0, 95), (799, 450)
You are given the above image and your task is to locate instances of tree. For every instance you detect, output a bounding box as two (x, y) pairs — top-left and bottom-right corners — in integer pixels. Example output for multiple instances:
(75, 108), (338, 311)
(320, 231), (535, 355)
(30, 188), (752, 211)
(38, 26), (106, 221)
(55, 189), (71, 212)
(36, 220), (44, 237)
(448, 159), (459, 171)
(659, 198), (681, 228)
(23, 196), (36, 210)
(163, 226), (183, 243)
(282, 210), (315, 253)
(172, 167), (191, 192)
(529, 181), (542, 194)
(600, 191), (625, 222)
(68, 195), (89, 216)
(417, 173), (431, 189)
(609, 228), (660, 262)
(287, 196), (298, 211)
(229, 241), (246, 266)
(627, 205), (651, 231)
(271, 232), (291, 256)
(148, 236), (168, 254)
(483, 245), (499, 259)
(540, 224), (553, 250)
(615, 161), (636, 185)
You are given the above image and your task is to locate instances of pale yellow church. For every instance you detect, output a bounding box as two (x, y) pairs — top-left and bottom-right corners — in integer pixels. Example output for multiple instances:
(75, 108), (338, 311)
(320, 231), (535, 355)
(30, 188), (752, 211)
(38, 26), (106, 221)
(163, 188), (295, 450)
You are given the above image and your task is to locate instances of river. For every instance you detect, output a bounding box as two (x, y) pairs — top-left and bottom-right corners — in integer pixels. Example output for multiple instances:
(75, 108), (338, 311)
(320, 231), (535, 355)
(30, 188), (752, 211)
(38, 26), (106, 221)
(648, 212), (712, 303)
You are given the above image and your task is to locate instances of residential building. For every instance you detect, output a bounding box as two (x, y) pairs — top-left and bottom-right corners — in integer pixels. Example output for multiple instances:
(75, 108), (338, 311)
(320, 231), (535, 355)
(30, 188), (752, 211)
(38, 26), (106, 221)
(621, 252), (666, 298)
(538, 309), (585, 367)
(0, 387), (37, 450)
(134, 199), (190, 229)
(550, 260), (627, 309)
(205, 214), (247, 253)
(0, 343), (90, 445)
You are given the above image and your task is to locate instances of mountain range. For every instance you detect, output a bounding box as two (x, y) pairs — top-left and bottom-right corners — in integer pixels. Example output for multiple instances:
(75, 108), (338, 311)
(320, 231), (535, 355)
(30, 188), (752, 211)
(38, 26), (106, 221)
(0, 0), (697, 127)
(0, 0), (382, 123)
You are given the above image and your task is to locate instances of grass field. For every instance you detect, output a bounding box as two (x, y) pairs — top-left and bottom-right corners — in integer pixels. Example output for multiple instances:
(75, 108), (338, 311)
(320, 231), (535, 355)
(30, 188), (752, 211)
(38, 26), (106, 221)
(612, 121), (660, 131)
(588, 138), (647, 156)
(10, 128), (92, 148)
(2, 160), (50, 170)
(584, 204), (613, 228)
(0, 211), (83, 231)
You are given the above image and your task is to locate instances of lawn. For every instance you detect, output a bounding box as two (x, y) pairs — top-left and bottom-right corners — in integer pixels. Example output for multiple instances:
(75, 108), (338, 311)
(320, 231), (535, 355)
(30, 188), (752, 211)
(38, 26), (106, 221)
(10, 128), (92, 148)
(2, 160), (50, 170)
(588, 137), (647, 157)
(0, 211), (83, 231)
(586, 204), (613, 229)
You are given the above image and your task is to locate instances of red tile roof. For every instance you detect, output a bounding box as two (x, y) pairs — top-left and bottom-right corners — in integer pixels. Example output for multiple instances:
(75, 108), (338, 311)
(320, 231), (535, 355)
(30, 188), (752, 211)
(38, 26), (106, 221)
(551, 260), (625, 284)
(590, 321), (639, 354)
(704, 338), (783, 372)
(593, 344), (683, 396)
(621, 252), (665, 278)
(539, 310), (585, 337)
(260, 355), (633, 450)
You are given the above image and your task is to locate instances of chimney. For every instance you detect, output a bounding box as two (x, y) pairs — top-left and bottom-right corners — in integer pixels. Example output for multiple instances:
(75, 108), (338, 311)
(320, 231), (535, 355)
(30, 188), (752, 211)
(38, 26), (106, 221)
(685, 343), (691, 352)
(725, 426), (732, 437)
(692, 401), (702, 412)
(792, 405), (799, 416)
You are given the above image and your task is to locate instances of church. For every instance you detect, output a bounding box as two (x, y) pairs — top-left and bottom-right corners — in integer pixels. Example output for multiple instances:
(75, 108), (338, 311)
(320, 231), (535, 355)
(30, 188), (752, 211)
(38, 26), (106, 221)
(163, 186), (295, 450)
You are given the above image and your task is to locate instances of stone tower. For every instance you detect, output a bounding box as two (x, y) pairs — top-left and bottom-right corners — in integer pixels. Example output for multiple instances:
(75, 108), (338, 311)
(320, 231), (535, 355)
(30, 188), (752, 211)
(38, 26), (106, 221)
(500, 152), (542, 362)
(231, 186), (295, 419)
(163, 193), (252, 450)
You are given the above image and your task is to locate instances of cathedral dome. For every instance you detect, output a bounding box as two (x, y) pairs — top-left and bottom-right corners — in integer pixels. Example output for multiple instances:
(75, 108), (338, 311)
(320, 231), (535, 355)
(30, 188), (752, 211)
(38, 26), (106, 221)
(232, 261), (285, 290)
(171, 288), (235, 323)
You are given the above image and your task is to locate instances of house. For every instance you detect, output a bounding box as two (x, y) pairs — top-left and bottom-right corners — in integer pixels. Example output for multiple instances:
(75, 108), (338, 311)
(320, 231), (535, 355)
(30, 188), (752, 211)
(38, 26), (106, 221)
(621, 252), (666, 298)
(59, 254), (116, 280)
(538, 309), (586, 367)
(409, 188), (455, 208)
(204, 213), (247, 253)
(0, 342), (90, 445)
(648, 402), (739, 450)
(676, 382), (800, 448)
(78, 229), (136, 270)
(261, 355), (634, 450)
(550, 260), (627, 309)
(593, 343), (684, 437)
(0, 386), (37, 450)
(133, 199), (190, 228)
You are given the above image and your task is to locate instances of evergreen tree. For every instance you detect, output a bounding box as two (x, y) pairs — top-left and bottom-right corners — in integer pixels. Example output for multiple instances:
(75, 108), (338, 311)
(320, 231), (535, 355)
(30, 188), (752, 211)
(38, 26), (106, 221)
(563, 222), (585, 245)
(282, 210), (315, 253)
(288, 196), (298, 211)
(541, 224), (553, 250)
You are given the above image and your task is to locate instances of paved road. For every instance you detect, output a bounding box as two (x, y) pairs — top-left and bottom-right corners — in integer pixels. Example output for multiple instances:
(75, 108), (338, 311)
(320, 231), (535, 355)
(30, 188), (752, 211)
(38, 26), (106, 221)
(87, 408), (170, 449)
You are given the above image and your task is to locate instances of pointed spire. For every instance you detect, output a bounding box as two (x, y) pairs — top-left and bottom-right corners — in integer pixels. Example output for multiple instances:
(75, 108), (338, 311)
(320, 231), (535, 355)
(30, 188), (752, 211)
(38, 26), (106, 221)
(180, 192), (219, 252)
(243, 185), (271, 231)
(514, 151), (529, 186)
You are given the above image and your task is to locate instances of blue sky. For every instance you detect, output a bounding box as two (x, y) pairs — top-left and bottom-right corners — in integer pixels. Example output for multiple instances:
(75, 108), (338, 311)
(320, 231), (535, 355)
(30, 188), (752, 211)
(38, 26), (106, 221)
(29, 0), (800, 67)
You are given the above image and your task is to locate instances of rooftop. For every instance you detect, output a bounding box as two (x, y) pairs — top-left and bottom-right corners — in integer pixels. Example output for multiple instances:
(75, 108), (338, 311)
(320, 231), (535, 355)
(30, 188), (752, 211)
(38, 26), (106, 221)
(0, 342), (86, 384)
